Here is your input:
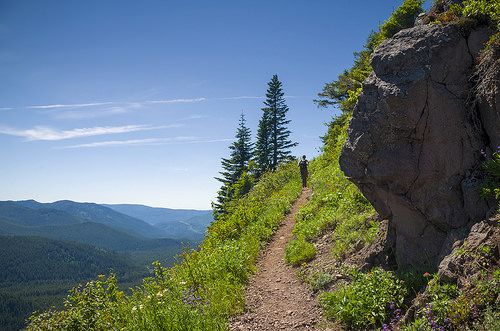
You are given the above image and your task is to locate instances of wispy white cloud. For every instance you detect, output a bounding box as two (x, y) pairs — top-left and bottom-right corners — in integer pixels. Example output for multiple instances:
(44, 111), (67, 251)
(59, 136), (196, 149)
(185, 138), (234, 144)
(215, 96), (263, 101)
(28, 102), (113, 109)
(5, 95), (269, 118)
(146, 98), (207, 104)
(0, 124), (178, 141)
(26, 98), (207, 111)
(50, 106), (132, 120)
(58, 137), (233, 149)
(16, 95), (266, 113)
(179, 114), (208, 121)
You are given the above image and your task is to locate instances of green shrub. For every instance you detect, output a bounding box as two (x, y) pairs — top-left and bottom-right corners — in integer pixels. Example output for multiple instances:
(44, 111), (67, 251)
(319, 268), (407, 329)
(481, 149), (500, 203)
(402, 270), (500, 330)
(430, 0), (500, 30)
(285, 239), (316, 266)
(305, 269), (337, 291)
(475, 306), (500, 330)
(462, 0), (500, 29)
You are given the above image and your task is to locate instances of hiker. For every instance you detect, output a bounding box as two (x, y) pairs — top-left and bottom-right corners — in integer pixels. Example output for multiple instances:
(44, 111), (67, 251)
(298, 155), (309, 188)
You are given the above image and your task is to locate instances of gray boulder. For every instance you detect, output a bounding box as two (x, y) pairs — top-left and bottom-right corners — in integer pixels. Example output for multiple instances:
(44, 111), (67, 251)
(339, 23), (495, 268)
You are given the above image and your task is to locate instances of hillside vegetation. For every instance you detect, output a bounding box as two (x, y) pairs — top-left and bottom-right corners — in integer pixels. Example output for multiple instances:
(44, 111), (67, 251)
(25, 0), (500, 330)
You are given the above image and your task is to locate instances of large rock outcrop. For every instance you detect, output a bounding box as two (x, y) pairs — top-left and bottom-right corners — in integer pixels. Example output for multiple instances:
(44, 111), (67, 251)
(339, 23), (497, 269)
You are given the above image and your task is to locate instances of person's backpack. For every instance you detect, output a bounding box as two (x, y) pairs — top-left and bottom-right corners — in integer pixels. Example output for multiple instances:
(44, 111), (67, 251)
(299, 160), (307, 170)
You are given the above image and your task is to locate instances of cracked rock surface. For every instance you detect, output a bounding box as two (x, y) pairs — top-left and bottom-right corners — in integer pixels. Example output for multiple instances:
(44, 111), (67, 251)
(339, 24), (496, 268)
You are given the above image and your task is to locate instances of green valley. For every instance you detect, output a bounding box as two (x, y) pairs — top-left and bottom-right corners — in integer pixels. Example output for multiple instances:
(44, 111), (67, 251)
(0, 200), (212, 330)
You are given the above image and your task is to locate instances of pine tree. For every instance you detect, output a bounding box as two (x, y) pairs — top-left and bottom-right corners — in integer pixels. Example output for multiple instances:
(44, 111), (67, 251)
(213, 112), (254, 217)
(230, 112), (254, 180)
(254, 106), (271, 176)
(255, 74), (297, 175)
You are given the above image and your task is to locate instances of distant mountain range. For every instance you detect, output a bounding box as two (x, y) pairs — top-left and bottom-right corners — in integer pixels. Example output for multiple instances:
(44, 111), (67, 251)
(0, 199), (215, 329)
(103, 203), (213, 242)
(0, 199), (214, 269)
(103, 203), (210, 224)
(1, 200), (213, 243)
(4, 200), (162, 238)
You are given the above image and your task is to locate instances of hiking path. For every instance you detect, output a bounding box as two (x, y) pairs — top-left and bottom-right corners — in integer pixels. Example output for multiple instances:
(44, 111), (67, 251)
(228, 187), (331, 330)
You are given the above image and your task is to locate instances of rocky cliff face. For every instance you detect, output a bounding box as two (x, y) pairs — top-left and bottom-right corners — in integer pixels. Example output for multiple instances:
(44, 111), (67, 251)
(339, 23), (497, 269)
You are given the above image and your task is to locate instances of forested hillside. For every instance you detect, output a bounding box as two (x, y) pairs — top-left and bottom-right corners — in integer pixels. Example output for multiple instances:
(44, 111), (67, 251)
(0, 236), (147, 331)
(0, 236), (144, 282)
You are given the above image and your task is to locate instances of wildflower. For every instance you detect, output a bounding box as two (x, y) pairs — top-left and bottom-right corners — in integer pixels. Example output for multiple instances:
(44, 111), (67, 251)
(423, 272), (430, 277)
(131, 306), (137, 313)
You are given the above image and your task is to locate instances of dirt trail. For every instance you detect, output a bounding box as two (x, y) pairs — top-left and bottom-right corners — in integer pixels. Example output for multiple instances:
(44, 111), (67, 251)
(229, 187), (325, 330)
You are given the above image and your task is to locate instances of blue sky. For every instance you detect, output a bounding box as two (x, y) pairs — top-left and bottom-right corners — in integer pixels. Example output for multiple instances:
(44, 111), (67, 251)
(0, 1), (430, 209)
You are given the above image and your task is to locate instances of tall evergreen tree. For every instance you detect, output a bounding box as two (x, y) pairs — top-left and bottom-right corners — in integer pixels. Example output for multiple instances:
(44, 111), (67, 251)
(254, 106), (271, 175)
(255, 74), (297, 175)
(230, 112), (254, 180)
(213, 112), (254, 217)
